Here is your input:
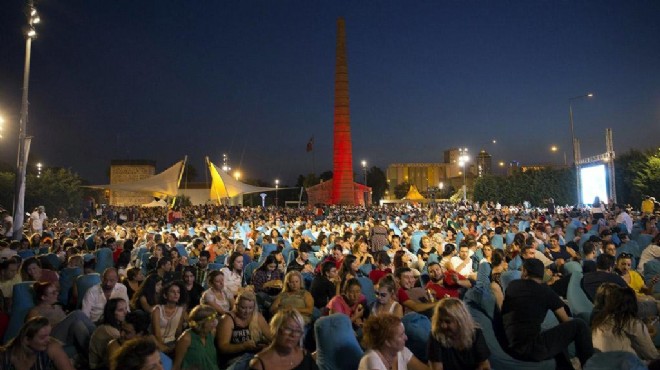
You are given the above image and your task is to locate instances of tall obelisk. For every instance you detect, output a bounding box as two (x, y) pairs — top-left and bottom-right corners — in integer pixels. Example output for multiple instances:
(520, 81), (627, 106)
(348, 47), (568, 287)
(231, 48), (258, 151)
(331, 17), (355, 205)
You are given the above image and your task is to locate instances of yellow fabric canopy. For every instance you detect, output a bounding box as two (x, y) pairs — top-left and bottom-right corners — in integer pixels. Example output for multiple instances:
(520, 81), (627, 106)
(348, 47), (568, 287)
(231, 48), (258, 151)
(207, 158), (277, 202)
(403, 185), (425, 200)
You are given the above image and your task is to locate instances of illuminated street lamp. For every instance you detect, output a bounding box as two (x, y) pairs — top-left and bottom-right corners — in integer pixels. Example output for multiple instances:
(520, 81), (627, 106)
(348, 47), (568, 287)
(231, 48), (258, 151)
(569, 92), (594, 205)
(36, 162), (42, 178)
(234, 170), (241, 181)
(274, 179), (279, 207)
(458, 148), (469, 202)
(13, 0), (41, 239)
(361, 160), (367, 185)
(221, 153), (231, 172)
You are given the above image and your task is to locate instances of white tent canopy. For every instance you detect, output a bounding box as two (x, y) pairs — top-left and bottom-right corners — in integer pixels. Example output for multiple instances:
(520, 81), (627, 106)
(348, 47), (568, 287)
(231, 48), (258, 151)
(141, 199), (168, 207)
(86, 159), (186, 197)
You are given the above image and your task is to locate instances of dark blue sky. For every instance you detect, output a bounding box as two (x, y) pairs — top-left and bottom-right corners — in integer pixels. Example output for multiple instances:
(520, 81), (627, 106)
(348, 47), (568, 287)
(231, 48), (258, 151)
(1, 1), (659, 186)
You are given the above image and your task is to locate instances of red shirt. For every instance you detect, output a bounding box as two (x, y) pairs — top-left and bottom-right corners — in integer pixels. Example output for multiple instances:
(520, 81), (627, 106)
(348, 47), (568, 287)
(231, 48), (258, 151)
(369, 268), (392, 285)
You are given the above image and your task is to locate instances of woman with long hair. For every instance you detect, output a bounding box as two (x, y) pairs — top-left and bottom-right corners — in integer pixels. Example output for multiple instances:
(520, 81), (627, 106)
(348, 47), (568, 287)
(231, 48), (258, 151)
(181, 266), (205, 312)
(428, 298), (490, 370)
(122, 267), (144, 300)
(201, 270), (234, 315)
(328, 278), (368, 331)
(89, 298), (128, 370)
(249, 308), (318, 370)
(339, 254), (360, 287)
(489, 249), (507, 310)
(358, 313), (427, 370)
(221, 251), (245, 297)
(129, 273), (162, 312)
(271, 271), (314, 324)
(352, 239), (374, 266)
(173, 305), (219, 370)
(592, 287), (659, 360)
(0, 316), (74, 370)
(369, 275), (402, 318)
(151, 281), (188, 354)
(252, 254), (284, 295)
(26, 282), (96, 354)
(216, 291), (272, 370)
(20, 256), (59, 284)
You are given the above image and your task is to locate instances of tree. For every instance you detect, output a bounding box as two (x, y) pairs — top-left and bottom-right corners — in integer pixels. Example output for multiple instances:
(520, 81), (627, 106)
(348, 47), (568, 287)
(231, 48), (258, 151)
(616, 149), (653, 207)
(473, 168), (576, 205)
(393, 182), (410, 199)
(24, 168), (86, 216)
(319, 171), (333, 182)
(632, 148), (660, 203)
(366, 166), (387, 203)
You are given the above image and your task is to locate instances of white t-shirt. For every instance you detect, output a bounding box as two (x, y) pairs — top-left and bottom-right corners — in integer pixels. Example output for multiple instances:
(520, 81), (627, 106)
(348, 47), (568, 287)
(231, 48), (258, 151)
(358, 347), (413, 370)
(450, 256), (473, 277)
(30, 211), (47, 232)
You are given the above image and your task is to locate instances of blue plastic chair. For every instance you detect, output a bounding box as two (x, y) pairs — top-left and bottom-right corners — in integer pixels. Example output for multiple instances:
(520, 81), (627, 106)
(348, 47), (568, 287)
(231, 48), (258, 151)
(500, 270), (521, 292)
(175, 243), (188, 258)
(314, 314), (364, 370)
(357, 276), (376, 307)
(566, 270), (593, 324)
(43, 253), (62, 271)
(58, 267), (82, 306)
(17, 249), (35, 260)
(94, 247), (113, 274)
(584, 351), (646, 370)
(243, 261), (259, 285)
(76, 273), (101, 308)
(401, 313), (431, 363)
(3, 281), (36, 343)
(208, 263), (223, 271)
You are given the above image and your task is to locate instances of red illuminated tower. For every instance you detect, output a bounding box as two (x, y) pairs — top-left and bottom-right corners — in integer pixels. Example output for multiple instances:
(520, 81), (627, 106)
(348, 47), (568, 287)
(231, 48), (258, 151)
(331, 17), (355, 205)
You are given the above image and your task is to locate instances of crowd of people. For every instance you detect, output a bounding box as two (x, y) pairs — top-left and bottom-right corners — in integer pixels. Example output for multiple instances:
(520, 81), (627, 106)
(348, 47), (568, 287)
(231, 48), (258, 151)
(0, 198), (657, 370)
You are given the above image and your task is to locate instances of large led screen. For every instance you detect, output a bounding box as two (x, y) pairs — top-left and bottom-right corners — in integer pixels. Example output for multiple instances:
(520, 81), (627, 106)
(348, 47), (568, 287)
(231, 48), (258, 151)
(580, 164), (608, 205)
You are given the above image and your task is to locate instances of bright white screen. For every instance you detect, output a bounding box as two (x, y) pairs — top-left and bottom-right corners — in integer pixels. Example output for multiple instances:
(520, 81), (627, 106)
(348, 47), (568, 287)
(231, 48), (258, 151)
(580, 164), (608, 205)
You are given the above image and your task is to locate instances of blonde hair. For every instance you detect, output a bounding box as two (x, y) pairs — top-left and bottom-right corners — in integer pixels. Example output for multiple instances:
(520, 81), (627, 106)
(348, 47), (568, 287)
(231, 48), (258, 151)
(188, 305), (216, 332)
(282, 270), (303, 293)
(235, 291), (263, 343)
(270, 308), (305, 347)
(431, 298), (477, 350)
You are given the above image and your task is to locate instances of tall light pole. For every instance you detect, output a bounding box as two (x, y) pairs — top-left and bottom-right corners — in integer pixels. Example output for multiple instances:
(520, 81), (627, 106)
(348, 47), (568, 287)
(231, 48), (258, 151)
(274, 179), (279, 208)
(458, 148), (469, 202)
(569, 92), (594, 206)
(361, 160), (367, 184)
(0, 116), (4, 139)
(13, 1), (40, 240)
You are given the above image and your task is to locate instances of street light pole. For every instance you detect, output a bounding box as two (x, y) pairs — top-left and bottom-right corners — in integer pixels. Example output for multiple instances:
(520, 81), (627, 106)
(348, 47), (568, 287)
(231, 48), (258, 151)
(361, 160), (367, 185)
(458, 148), (469, 202)
(569, 93), (593, 206)
(13, 1), (40, 239)
(274, 179), (279, 208)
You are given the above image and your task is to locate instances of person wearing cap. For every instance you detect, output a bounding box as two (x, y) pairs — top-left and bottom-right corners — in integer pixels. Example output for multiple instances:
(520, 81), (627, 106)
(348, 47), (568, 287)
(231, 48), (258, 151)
(501, 258), (593, 368)
(30, 206), (48, 235)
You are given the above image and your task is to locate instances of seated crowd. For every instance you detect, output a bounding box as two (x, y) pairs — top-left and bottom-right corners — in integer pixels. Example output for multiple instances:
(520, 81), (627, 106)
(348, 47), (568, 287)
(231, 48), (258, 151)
(0, 201), (658, 370)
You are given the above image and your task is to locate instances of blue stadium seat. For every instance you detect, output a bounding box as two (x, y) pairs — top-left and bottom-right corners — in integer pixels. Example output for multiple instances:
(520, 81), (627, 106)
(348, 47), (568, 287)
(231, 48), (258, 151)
(314, 314), (363, 370)
(75, 273), (101, 309)
(401, 313), (431, 363)
(3, 281), (36, 343)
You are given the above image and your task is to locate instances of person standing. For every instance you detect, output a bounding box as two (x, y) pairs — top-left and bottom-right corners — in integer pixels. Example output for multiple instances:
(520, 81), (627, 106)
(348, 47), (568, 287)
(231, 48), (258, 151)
(501, 258), (593, 369)
(30, 206), (48, 235)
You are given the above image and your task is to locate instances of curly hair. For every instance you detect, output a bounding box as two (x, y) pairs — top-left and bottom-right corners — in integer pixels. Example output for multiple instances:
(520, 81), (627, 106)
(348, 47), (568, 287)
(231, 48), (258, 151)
(362, 313), (402, 350)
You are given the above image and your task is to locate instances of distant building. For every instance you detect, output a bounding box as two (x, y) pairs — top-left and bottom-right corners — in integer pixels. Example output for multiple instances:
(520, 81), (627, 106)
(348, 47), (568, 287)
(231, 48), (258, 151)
(476, 150), (492, 177)
(109, 160), (156, 206)
(386, 147), (477, 200)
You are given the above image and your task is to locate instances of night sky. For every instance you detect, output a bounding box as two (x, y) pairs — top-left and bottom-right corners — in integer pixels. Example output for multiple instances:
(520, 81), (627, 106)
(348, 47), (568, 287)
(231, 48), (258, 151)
(1, 1), (659, 186)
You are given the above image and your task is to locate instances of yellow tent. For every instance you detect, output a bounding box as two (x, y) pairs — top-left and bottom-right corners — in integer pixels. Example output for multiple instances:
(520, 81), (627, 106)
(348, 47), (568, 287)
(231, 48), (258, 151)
(207, 157), (277, 202)
(403, 185), (425, 200)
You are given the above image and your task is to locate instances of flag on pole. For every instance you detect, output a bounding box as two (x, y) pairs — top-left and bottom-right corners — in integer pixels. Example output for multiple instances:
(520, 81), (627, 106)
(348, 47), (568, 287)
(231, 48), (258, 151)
(306, 136), (314, 152)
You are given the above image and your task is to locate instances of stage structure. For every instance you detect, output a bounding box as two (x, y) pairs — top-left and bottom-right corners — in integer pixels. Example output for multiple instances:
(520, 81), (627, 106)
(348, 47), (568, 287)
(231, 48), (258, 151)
(307, 17), (371, 206)
(576, 128), (617, 205)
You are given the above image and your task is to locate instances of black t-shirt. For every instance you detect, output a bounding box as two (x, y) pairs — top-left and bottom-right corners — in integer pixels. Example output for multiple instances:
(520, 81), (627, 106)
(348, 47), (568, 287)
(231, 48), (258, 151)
(581, 271), (626, 301)
(287, 259), (310, 273)
(310, 275), (336, 309)
(501, 279), (564, 347)
(427, 328), (490, 370)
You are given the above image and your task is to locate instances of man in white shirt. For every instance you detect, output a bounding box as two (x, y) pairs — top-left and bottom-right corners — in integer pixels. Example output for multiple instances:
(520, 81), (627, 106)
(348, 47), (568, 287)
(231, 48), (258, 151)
(82, 268), (130, 322)
(30, 206), (47, 235)
(614, 204), (633, 235)
(450, 243), (475, 279)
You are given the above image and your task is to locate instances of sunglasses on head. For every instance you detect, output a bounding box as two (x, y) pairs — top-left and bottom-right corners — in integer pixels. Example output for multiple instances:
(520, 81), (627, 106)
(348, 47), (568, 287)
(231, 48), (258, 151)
(619, 253), (633, 259)
(376, 292), (388, 297)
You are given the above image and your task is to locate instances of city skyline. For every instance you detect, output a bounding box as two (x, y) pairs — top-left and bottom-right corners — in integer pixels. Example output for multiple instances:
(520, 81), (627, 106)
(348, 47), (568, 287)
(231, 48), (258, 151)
(0, 1), (658, 186)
